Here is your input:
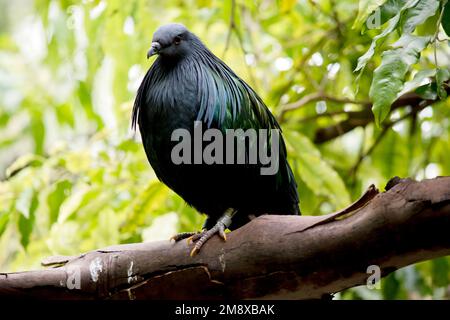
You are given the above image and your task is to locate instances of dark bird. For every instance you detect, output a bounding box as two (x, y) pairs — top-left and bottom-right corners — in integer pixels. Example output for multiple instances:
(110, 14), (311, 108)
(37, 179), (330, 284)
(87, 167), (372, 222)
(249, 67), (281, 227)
(133, 23), (300, 256)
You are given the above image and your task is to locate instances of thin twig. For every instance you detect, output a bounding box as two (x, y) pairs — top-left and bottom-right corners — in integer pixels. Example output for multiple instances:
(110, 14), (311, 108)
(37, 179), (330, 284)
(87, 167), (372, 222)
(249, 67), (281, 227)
(350, 125), (367, 188)
(278, 92), (370, 121)
(349, 111), (416, 176)
(222, 0), (257, 87)
(223, 0), (236, 58)
(437, 36), (450, 42)
(233, 23), (258, 87)
(298, 110), (350, 122)
(329, 0), (344, 40)
(433, 0), (447, 68)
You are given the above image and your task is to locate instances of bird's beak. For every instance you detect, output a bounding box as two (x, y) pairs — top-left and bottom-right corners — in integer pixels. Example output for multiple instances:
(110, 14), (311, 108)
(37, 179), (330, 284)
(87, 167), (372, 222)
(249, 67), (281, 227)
(147, 42), (161, 59)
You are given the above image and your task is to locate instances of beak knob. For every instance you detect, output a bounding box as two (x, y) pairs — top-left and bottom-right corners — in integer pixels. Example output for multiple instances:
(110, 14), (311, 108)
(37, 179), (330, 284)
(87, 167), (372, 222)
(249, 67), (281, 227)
(147, 42), (161, 59)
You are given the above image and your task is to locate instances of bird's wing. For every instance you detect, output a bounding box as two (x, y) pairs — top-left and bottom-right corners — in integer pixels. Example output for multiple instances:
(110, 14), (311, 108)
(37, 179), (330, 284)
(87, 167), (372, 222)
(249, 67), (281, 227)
(195, 52), (277, 132)
(195, 52), (298, 200)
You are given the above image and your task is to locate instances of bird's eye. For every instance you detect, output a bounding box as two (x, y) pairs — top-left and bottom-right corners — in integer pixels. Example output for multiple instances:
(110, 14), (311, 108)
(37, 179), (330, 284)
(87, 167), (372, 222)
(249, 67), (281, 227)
(173, 36), (181, 45)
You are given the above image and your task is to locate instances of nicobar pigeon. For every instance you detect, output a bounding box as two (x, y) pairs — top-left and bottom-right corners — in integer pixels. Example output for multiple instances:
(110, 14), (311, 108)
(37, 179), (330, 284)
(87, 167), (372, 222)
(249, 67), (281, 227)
(133, 23), (300, 256)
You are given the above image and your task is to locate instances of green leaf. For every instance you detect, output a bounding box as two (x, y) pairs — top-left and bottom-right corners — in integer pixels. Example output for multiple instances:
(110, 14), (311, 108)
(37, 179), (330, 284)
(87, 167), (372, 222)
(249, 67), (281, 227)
(355, 0), (419, 73)
(280, 0), (297, 12)
(370, 34), (430, 126)
(57, 184), (110, 224)
(360, 0), (404, 39)
(120, 181), (170, 234)
(117, 139), (140, 152)
(0, 211), (10, 238)
(415, 7), (440, 36)
(16, 188), (34, 218)
(284, 131), (351, 209)
(55, 103), (75, 128)
(382, 272), (401, 299)
(436, 68), (450, 99)
(16, 188), (38, 249)
(442, 0), (450, 37)
(353, 0), (387, 29)
(431, 257), (449, 287)
(402, 0), (439, 34)
(5, 154), (44, 179)
(47, 180), (72, 226)
(30, 114), (45, 155)
(415, 82), (438, 100)
(379, 0), (405, 23)
(57, 185), (92, 223)
(399, 69), (436, 97)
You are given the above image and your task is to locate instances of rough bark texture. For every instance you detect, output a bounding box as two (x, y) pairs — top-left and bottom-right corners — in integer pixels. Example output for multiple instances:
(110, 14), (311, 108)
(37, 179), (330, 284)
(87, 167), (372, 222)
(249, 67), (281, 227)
(1, 177), (450, 300)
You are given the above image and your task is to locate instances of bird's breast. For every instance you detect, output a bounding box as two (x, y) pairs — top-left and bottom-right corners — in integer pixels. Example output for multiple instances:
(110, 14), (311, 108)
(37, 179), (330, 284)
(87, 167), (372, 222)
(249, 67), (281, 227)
(138, 63), (201, 168)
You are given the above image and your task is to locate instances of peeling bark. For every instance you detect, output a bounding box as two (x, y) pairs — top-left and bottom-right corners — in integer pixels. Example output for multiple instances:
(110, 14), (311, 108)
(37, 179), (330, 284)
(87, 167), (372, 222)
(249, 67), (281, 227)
(1, 177), (450, 299)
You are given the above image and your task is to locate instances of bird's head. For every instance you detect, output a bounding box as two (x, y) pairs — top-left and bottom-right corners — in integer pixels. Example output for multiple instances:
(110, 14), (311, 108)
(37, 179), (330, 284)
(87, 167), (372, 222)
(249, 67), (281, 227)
(147, 23), (194, 59)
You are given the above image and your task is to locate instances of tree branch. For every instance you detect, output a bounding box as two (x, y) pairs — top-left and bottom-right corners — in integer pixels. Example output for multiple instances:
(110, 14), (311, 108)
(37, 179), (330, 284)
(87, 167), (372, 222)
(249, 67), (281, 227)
(278, 81), (450, 144)
(1, 177), (450, 299)
(313, 90), (445, 144)
(278, 92), (370, 122)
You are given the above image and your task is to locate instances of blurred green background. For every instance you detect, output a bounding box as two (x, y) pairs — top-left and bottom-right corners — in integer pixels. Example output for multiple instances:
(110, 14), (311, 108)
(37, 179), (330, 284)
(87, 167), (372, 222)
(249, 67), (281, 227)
(0, 0), (449, 299)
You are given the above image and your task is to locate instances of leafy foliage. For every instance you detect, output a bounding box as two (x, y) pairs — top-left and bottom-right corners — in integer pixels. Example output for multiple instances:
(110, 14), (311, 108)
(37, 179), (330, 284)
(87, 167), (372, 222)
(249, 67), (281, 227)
(370, 34), (430, 125)
(356, 0), (447, 125)
(0, 0), (449, 299)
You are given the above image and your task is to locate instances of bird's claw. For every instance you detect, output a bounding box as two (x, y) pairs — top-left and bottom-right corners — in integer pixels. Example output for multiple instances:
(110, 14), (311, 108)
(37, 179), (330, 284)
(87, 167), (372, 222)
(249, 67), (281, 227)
(190, 222), (227, 256)
(186, 231), (206, 244)
(218, 228), (227, 241)
(170, 231), (200, 242)
(171, 209), (235, 256)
